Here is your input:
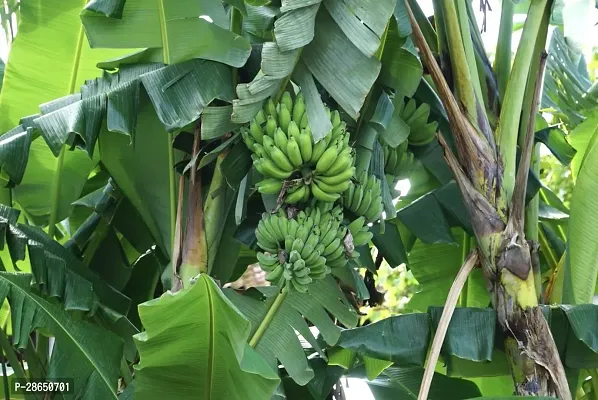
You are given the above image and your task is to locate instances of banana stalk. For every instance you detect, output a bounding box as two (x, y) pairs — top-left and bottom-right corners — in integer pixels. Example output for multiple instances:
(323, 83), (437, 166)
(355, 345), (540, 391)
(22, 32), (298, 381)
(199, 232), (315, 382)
(179, 127), (208, 288)
(405, 1), (571, 397)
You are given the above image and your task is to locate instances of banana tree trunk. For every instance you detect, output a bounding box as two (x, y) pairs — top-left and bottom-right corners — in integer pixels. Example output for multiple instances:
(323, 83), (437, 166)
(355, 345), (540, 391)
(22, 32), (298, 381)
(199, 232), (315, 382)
(405, 2), (571, 397)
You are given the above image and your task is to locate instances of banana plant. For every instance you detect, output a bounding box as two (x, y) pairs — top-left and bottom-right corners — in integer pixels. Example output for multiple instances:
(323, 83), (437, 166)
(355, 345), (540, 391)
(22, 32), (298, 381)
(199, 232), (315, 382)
(0, 0), (597, 399)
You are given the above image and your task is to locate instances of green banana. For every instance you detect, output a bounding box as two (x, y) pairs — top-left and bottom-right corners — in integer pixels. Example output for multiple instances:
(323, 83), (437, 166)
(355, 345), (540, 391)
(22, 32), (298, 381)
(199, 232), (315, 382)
(331, 110), (341, 127)
(326, 244), (345, 261)
(269, 215), (284, 238)
(293, 259), (306, 271)
(291, 238), (304, 253)
(289, 250), (301, 263)
(310, 137), (328, 163)
(316, 167), (355, 185)
(292, 93), (305, 123)
(267, 144), (295, 172)
(257, 241), (278, 253)
(353, 231), (373, 246)
(295, 275), (312, 285)
(274, 128), (289, 153)
(315, 145), (340, 173)
(323, 238), (341, 257)
(351, 184), (364, 211)
(347, 217), (365, 236)
(288, 219), (299, 238)
(257, 220), (277, 244)
(279, 103), (291, 133)
(241, 130), (255, 149)
(301, 185), (311, 202)
(300, 113), (309, 129)
(320, 227), (338, 248)
(313, 178), (351, 194)
(281, 91), (293, 113)
(285, 236), (294, 253)
(278, 215), (289, 239)
(295, 226), (309, 243)
(300, 243), (315, 260)
(255, 227), (276, 249)
(256, 178), (283, 195)
(285, 184), (307, 204)
(265, 115), (277, 137)
(255, 110), (266, 125)
(291, 279), (308, 293)
(324, 149), (352, 177)
(287, 121), (300, 140)
(265, 98), (278, 120)
(257, 252), (278, 267)
(250, 119), (264, 144)
(255, 159), (292, 179)
(265, 264), (284, 281)
(356, 191), (372, 215)
(286, 137), (303, 168)
(294, 267), (310, 278)
(364, 199), (383, 222)
(311, 181), (341, 203)
(304, 249), (321, 265)
(298, 130), (313, 162)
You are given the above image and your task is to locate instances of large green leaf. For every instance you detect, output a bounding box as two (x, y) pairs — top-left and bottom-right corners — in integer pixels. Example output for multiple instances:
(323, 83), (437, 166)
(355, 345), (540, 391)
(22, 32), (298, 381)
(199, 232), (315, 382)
(336, 313), (430, 366)
(567, 138), (598, 304)
(99, 103), (175, 260)
(81, 0), (252, 67)
(568, 111), (598, 181)
(232, 0), (391, 135)
(542, 29), (597, 128)
(225, 277), (358, 385)
(134, 274), (279, 399)
(2, 58), (235, 257)
(0, 204), (131, 316)
(407, 229), (489, 312)
(0, 272), (123, 399)
(0, 0), (130, 223)
(365, 367), (482, 399)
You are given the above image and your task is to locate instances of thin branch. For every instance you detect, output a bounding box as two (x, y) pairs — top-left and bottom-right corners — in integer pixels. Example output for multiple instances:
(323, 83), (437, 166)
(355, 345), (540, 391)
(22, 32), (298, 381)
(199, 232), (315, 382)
(510, 51), (548, 230)
(171, 173), (185, 292)
(418, 251), (480, 400)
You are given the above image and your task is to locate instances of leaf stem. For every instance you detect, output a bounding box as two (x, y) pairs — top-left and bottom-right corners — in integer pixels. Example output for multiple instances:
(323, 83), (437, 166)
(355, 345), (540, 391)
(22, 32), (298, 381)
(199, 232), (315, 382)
(120, 356), (132, 386)
(418, 251), (478, 400)
(494, 0), (514, 101)
(168, 131), (177, 260)
(497, 0), (549, 206)
(230, 6), (243, 87)
(249, 286), (289, 348)
(354, 20), (390, 137)
(47, 147), (66, 238)
(455, 0), (485, 113)
(441, 0), (478, 127)
(0, 326), (27, 380)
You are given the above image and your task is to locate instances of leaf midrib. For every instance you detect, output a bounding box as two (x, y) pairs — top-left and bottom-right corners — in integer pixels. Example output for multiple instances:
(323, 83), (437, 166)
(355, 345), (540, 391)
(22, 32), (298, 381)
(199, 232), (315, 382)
(48, 7), (87, 236)
(3, 275), (118, 399)
(206, 277), (214, 399)
(158, 0), (170, 63)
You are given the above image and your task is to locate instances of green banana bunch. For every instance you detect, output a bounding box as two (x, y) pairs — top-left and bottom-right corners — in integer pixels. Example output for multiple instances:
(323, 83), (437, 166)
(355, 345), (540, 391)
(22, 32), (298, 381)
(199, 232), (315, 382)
(243, 91), (356, 204)
(346, 216), (373, 247)
(382, 140), (419, 181)
(399, 98), (438, 146)
(255, 204), (357, 291)
(341, 170), (383, 223)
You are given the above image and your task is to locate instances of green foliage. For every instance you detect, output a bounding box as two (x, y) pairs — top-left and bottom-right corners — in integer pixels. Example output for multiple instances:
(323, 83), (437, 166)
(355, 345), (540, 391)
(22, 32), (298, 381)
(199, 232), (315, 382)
(0, 0), (596, 398)
(134, 274), (279, 399)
